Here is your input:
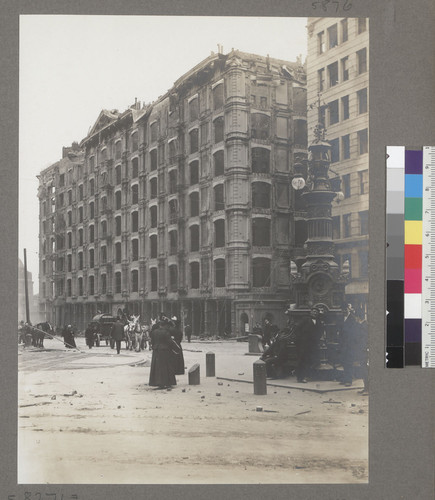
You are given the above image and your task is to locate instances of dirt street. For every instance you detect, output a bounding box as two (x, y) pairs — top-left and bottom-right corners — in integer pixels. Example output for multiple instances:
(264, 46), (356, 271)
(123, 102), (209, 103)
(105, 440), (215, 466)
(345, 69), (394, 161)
(18, 338), (368, 484)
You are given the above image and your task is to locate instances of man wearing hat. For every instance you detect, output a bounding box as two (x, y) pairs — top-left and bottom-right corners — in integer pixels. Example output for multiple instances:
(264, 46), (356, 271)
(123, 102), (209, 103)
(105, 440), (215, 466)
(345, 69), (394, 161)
(294, 306), (324, 383)
(111, 317), (125, 354)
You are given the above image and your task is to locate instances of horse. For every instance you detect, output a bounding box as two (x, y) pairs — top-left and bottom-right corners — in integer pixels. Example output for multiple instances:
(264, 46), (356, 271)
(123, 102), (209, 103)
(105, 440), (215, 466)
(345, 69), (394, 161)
(33, 322), (54, 348)
(124, 314), (140, 351)
(139, 323), (152, 351)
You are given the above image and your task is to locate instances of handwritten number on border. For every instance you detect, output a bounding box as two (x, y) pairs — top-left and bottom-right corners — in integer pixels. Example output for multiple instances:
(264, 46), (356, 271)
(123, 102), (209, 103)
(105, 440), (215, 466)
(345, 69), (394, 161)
(312, 0), (352, 11)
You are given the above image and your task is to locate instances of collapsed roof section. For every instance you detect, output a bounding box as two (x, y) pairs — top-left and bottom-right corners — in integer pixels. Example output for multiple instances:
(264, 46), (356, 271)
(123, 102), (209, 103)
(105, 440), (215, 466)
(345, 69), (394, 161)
(80, 48), (306, 148)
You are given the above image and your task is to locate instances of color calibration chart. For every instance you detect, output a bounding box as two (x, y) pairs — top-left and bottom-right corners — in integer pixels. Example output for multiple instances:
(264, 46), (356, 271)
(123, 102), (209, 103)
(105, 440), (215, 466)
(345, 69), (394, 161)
(386, 146), (435, 368)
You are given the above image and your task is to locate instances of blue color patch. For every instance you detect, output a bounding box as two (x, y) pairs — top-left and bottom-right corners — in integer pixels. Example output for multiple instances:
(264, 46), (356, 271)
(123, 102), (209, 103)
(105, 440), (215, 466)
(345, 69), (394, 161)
(404, 174), (422, 197)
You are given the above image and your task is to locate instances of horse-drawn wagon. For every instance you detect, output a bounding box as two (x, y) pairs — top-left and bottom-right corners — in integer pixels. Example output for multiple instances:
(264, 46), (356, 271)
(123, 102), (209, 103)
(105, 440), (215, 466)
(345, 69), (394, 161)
(86, 314), (117, 347)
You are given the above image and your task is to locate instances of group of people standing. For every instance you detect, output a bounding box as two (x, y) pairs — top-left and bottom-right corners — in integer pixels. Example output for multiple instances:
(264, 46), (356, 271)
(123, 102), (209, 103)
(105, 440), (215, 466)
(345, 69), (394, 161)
(259, 303), (368, 391)
(148, 313), (185, 390)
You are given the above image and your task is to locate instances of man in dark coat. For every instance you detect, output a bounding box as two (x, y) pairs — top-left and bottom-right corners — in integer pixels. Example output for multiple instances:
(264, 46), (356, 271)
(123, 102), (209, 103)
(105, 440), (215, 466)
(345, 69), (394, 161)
(294, 307), (324, 383)
(170, 316), (185, 376)
(149, 316), (177, 389)
(85, 324), (95, 349)
(184, 324), (192, 343)
(111, 317), (125, 354)
(340, 304), (360, 386)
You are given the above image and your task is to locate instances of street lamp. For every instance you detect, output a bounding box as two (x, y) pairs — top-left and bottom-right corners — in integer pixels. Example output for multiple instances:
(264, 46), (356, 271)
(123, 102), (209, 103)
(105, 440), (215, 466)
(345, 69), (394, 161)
(289, 121), (349, 369)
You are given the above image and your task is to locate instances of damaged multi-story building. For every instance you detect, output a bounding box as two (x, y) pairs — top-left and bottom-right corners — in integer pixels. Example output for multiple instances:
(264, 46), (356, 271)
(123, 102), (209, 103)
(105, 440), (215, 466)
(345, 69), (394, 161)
(37, 49), (308, 334)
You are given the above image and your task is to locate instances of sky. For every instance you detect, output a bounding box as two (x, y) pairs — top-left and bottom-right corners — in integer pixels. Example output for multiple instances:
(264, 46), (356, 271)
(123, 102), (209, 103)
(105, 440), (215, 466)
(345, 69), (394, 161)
(19, 15), (308, 286)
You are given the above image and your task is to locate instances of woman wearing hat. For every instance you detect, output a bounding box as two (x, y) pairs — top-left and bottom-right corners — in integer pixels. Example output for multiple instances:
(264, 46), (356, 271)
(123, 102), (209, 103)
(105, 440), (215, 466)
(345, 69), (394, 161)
(149, 314), (177, 389)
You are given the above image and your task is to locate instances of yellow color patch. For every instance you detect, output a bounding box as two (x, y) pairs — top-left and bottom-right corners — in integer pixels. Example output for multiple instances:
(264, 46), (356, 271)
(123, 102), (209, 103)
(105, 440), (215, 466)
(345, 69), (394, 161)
(404, 220), (422, 245)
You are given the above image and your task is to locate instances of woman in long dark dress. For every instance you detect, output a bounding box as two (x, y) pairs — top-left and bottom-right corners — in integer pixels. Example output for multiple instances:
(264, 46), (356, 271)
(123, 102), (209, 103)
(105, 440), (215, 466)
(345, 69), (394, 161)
(149, 317), (177, 389)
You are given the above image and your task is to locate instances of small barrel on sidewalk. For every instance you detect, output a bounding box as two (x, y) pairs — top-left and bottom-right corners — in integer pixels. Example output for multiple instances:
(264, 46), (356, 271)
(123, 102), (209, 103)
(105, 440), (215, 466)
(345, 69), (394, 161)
(206, 351), (215, 377)
(253, 359), (267, 395)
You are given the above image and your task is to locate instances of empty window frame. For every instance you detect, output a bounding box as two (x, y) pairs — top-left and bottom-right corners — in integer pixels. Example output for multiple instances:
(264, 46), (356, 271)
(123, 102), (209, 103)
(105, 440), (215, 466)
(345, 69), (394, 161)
(318, 68), (325, 92)
(329, 100), (339, 125)
(150, 149), (157, 171)
(115, 165), (122, 184)
(115, 216), (122, 236)
(169, 265), (178, 291)
(132, 239), (139, 261)
(190, 161), (199, 185)
(131, 211), (138, 232)
(190, 192), (199, 217)
(252, 147), (270, 174)
(214, 116), (224, 143)
(169, 230), (178, 255)
(150, 234), (157, 258)
(212, 84), (224, 110)
(357, 48), (367, 74)
(190, 262), (200, 289)
(213, 150), (224, 176)
(131, 270), (139, 292)
(115, 272), (122, 293)
(190, 225), (200, 252)
(150, 178), (157, 199)
(132, 157), (139, 178)
(251, 113), (270, 140)
(341, 95), (350, 120)
(169, 170), (178, 194)
(150, 268), (158, 291)
(169, 199), (178, 224)
(358, 88), (368, 114)
(131, 132), (138, 152)
(150, 206), (158, 228)
(115, 141), (122, 160)
(328, 24), (338, 49)
(358, 129), (368, 155)
(327, 62), (339, 87)
(341, 56), (349, 81)
(252, 258), (271, 287)
(132, 184), (139, 204)
(214, 258), (225, 287)
(330, 138), (340, 163)
(150, 122), (158, 142)
(115, 190), (122, 210)
(252, 182), (271, 208)
(252, 218), (270, 246)
(214, 219), (225, 248)
(214, 184), (225, 211)
(318, 31), (325, 54)
(115, 242), (122, 263)
(187, 129), (198, 158)
(89, 249), (94, 269)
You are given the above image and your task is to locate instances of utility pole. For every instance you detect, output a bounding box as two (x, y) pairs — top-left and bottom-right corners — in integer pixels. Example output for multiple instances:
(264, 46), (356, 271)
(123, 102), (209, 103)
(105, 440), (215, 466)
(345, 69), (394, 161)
(23, 248), (31, 324)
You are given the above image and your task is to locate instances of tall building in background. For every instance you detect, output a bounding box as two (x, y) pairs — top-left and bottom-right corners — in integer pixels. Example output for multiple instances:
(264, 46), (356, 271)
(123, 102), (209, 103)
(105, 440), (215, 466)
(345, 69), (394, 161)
(306, 18), (369, 315)
(37, 49), (307, 334)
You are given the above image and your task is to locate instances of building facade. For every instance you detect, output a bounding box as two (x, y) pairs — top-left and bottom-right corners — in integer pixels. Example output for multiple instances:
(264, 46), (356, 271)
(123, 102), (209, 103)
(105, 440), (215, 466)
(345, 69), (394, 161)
(306, 18), (369, 315)
(38, 50), (308, 334)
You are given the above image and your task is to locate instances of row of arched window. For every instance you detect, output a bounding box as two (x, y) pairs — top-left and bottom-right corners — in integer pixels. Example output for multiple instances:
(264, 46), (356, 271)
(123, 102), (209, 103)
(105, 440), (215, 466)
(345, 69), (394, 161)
(62, 256), (272, 297)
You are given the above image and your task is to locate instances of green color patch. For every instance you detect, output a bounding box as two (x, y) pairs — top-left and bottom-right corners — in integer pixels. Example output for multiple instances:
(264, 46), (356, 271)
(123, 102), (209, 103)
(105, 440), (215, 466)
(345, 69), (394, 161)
(404, 197), (422, 220)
